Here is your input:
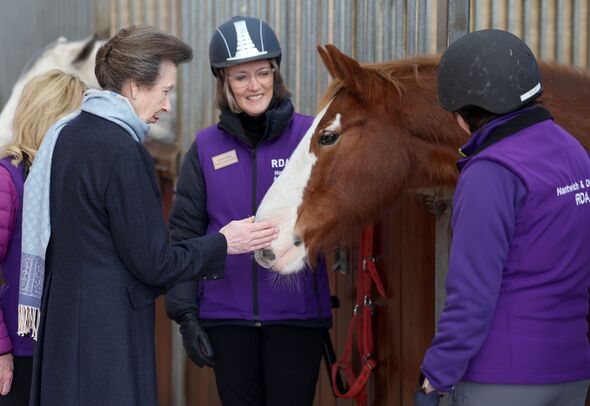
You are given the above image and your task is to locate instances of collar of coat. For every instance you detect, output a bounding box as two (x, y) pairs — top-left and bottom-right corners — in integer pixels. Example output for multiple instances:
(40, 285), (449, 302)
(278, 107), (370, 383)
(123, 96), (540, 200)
(217, 97), (294, 149)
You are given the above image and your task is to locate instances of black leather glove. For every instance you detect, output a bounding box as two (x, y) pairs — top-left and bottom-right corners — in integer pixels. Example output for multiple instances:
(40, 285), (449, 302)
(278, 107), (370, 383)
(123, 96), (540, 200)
(413, 389), (442, 406)
(178, 313), (215, 368)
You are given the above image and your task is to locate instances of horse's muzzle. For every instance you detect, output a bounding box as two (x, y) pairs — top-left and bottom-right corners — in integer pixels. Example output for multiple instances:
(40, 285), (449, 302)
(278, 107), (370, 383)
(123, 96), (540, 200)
(254, 249), (275, 269)
(260, 249), (276, 261)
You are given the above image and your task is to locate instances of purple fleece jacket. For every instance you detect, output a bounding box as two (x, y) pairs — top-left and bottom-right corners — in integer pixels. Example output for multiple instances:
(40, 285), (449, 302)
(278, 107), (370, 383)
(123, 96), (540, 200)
(421, 109), (590, 392)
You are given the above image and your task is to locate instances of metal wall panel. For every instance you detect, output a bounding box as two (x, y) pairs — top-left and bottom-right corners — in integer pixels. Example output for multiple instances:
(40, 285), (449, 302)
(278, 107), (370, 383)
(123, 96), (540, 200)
(109, 0), (439, 151)
(2, 1), (588, 150)
(0, 0), (94, 110)
(471, 0), (589, 67)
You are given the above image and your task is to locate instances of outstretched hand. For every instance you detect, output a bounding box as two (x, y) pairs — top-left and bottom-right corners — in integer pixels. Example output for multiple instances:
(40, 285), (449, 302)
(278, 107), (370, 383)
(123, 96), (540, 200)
(219, 216), (278, 254)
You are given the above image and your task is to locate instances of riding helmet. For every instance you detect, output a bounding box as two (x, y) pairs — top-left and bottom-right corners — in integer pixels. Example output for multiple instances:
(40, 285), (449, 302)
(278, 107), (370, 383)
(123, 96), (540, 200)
(437, 29), (543, 115)
(209, 16), (281, 76)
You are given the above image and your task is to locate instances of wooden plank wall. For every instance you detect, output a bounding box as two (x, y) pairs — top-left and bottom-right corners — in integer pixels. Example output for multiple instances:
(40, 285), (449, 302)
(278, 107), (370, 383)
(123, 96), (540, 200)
(144, 140), (178, 406)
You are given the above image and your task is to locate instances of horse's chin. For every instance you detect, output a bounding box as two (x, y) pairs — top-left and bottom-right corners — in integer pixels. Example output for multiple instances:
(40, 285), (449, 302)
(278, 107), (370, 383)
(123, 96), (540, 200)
(272, 250), (307, 275)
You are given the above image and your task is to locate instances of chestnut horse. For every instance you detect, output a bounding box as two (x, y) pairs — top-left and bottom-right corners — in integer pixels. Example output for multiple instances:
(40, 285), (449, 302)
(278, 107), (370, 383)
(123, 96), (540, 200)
(255, 44), (590, 274)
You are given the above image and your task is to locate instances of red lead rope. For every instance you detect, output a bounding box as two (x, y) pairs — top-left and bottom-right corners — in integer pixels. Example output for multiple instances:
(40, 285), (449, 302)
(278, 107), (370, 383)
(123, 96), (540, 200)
(331, 224), (387, 405)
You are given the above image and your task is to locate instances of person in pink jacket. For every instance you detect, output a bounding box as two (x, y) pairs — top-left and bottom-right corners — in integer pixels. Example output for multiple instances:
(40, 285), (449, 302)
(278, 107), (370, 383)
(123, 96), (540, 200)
(0, 70), (85, 405)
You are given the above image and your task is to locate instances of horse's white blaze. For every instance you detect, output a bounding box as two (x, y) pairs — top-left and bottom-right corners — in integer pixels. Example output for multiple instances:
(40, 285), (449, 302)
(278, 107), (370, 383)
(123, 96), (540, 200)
(326, 113), (341, 132)
(255, 103), (332, 274)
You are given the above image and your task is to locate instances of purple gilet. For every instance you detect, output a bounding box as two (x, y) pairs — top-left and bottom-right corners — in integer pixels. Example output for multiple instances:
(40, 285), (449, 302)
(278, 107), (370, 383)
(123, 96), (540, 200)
(196, 113), (332, 323)
(0, 158), (34, 356)
(421, 108), (590, 392)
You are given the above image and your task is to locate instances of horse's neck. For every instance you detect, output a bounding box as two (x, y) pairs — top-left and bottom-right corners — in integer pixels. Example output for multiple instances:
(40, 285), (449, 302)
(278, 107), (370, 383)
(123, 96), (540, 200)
(539, 64), (590, 152)
(392, 72), (466, 189)
(395, 61), (590, 190)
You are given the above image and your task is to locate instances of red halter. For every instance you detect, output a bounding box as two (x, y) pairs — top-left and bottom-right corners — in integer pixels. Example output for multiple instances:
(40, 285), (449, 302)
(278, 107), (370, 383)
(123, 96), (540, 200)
(331, 224), (387, 405)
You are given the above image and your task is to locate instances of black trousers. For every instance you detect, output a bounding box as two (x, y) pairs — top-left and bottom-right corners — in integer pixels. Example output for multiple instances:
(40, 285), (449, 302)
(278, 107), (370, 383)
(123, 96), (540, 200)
(207, 325), (326, 406)
(0, 356), (32, 406)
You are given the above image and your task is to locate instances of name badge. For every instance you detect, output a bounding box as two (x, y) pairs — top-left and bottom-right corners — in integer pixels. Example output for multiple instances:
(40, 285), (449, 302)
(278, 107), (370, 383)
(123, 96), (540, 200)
(212, 150), (239, 170)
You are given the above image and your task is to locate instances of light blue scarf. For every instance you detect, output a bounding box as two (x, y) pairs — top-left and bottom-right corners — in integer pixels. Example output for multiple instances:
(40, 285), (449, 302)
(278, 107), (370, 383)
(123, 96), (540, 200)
(18, 89), (149, 339)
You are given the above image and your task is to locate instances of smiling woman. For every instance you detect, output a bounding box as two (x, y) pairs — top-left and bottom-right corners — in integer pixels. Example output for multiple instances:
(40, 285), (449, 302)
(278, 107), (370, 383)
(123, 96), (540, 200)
(164, 16), (332, 406)
(225, 60), (275, 117)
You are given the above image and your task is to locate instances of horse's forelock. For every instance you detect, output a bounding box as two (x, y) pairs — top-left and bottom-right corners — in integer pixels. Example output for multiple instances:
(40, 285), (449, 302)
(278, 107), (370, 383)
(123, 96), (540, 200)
(366, 55), (440, 97)
(317, 80), (342, 113)
(319, 55), (440, 112)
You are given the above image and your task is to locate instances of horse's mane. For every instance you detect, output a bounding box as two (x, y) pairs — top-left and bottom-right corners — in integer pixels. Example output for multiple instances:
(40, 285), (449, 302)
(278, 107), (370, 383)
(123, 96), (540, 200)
(318, 55), (440, 112)
(537, 62), (590, 150)
(539, 62), (590, 87)
(314, 50), (590, 198)
(367, 55), (439, 95)
(318, 54), (590, 149)
(538, 62), (590, 108)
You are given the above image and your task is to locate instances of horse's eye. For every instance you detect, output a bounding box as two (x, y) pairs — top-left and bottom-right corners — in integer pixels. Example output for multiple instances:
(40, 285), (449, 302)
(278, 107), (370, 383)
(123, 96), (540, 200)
(318, 131), (340, 145)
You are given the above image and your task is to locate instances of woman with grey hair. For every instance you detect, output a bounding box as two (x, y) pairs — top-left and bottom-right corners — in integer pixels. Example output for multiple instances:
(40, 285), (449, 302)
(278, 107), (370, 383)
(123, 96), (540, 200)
(24, 25), (277, 406)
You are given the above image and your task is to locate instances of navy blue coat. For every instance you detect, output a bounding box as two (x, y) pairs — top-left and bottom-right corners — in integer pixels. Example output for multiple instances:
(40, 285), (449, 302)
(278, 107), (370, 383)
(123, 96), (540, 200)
(29, 112), (227, 406)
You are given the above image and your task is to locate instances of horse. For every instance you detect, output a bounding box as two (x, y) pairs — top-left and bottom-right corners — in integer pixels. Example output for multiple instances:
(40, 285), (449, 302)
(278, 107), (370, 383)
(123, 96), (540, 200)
(254, 44), (590, 274)
(0, 36), (101, 147)
(0, 35), (176, 148)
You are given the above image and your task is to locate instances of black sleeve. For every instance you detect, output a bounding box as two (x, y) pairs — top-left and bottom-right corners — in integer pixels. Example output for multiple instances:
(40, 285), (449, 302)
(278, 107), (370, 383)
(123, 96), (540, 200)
(104, 141), (227, 288)
(166, 141), (214, 321)
(168, 141), (208, 242)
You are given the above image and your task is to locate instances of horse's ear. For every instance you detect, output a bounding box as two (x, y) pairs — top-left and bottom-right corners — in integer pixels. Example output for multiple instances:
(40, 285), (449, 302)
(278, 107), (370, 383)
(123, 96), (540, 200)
(72, 34), (98, 65)
(317, 45), (340, 79)
(317, 44), (374, 97)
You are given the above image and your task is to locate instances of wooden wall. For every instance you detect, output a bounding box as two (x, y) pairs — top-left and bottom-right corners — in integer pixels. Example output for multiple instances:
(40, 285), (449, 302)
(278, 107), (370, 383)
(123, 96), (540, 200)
(144, 139), (178, 406)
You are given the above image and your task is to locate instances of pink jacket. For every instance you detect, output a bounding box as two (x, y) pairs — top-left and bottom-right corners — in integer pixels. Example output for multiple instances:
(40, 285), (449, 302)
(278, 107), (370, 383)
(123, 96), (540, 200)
(0, 165), (17, 354)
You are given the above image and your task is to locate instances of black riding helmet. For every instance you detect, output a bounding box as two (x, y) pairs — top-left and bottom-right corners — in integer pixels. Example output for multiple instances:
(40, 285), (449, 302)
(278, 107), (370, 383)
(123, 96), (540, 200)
(209, 16), (281, 76)
(437, 29), (543, 115)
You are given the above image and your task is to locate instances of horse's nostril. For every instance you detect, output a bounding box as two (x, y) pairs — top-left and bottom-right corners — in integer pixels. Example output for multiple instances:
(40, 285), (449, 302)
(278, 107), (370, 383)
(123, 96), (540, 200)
(262, 249), (276, 261)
